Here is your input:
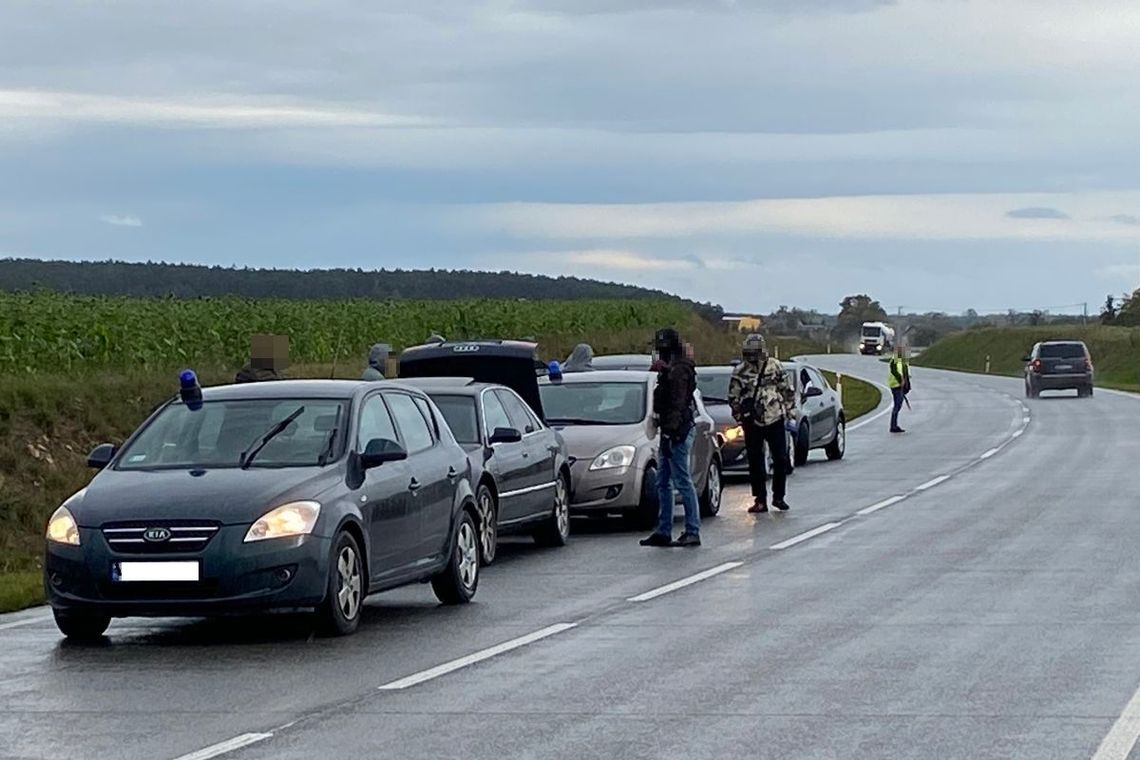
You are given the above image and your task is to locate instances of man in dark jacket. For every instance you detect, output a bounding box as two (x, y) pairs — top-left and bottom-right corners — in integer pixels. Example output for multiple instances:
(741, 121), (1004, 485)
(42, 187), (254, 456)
(361, 343), (390, 381)
(640, 327), (701, 548)
(235, 334), (287, 383)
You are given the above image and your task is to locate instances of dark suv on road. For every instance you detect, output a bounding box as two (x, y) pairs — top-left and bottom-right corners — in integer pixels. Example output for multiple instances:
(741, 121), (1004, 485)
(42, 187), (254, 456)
(1024, 341), (1095, 398)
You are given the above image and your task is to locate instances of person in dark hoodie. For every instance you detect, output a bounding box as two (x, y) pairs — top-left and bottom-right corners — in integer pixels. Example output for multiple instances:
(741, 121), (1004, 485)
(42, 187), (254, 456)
(235, 334), (287, 383)
(640, 327), (701, 548)
(563, 343), (594, 373)
(361, 343), (390, 381)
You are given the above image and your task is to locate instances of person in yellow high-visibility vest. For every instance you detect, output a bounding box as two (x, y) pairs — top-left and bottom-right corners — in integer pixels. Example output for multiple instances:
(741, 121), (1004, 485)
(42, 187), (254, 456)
(887, 345), (911, 434)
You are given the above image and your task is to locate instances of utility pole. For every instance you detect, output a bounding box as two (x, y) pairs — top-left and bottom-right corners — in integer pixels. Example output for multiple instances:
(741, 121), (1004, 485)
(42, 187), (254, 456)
(1083, 302), (1088, 325)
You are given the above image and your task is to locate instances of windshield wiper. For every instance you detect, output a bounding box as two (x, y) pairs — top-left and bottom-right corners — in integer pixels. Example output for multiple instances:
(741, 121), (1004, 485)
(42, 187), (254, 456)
(240, 406), (306, 469)
(317, 424), (339, 467)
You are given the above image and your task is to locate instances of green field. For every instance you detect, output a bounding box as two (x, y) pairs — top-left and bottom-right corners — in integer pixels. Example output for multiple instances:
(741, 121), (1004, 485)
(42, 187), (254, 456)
(914, 325), (1140, 392)
(0, 292), (830, 612)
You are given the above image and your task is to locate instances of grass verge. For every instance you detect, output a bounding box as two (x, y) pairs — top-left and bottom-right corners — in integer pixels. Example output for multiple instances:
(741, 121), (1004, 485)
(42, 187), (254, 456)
(822, 371), (881, 422)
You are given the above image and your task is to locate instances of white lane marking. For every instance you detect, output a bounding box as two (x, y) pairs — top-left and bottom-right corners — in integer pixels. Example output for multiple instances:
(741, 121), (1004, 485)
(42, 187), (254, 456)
(1091, 680), (1140, 760)
(770, 522), (843, 550)
(979, 447), (1001, 460)
(915, 475), (950, 491)
(172, 733), (273, 760)
(847, 403), (892, 432)
(378, 623), (577, 690)
(1012, 430), (1023, 438)
(0, 614), (50, 632)
(627, 562), (744, 603)
(856, 496), (906, 516)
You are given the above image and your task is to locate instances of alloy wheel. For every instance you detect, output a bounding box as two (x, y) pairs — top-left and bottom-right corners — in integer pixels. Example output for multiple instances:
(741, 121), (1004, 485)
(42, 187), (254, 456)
(457, 521), (479, 590)
(336, 545), (362, 621)
(707, 463), (721, 511)
(478, 490), (497, 563)
(554, 478), (570, 539)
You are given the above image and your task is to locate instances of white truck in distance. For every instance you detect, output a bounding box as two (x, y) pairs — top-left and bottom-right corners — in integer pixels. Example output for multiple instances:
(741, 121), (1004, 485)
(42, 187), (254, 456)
(859, 321), (895, 355)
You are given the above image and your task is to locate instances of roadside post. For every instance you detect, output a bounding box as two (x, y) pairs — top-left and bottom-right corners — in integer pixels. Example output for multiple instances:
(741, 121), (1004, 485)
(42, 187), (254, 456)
(985, 355), (991, 374)
(837, 373), (844, 407)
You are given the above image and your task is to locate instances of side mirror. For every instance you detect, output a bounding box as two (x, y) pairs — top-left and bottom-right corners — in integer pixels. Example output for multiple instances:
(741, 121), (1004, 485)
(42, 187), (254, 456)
(87, 443), (117, 469)
(1022, 355), (1032, 363)
(360, 438), (408, 469)
(804, 386), (824, 399)
(489, 427), (523, 445)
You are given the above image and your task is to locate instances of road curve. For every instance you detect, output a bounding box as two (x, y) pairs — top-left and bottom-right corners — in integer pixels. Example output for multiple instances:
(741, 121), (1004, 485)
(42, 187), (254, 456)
(2, 356), (1139, 760)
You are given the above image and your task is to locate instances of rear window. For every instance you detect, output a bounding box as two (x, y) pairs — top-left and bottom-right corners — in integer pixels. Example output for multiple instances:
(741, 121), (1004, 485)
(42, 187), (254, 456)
(1040, 343), (1087, 359)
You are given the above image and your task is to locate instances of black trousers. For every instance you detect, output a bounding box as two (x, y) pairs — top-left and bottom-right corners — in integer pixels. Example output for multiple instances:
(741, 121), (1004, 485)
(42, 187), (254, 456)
(744, 419), (788, 501)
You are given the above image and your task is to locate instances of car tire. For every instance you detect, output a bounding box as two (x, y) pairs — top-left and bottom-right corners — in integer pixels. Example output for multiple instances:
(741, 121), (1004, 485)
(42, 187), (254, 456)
(793, 423), (810, 467)
(699, 459), (722, 518)
(825, 417), (846, 461)
(628, 464), (659, 530)
(535, 474), (571, 547)
(432, 508), (480, 605)
(53, 609), (110, 641)
(476, 484), (498, 565)
(317, 530), (364, 636)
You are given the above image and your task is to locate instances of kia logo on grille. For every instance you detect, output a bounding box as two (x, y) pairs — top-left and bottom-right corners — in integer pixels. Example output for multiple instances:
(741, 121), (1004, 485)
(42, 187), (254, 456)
(452, 345), (480, 353)
(143, 527), (172, 543)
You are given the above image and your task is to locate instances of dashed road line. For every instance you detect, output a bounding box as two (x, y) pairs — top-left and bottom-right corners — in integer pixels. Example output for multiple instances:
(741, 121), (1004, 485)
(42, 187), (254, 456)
(856, 495), (906, 516)
(378, 623), (577, 690)
(915, 475), (950, 491)
(1091, 677), (1140, 760)
(979, 447), (1001, 460)
(770, 522), (843, 550)
(627, 562), (744, 603)
(172, 733), (274, 760)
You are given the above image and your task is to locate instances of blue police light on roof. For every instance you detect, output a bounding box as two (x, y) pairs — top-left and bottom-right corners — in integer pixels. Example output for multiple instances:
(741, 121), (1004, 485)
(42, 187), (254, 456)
(547, 360), (563, 381)
(179, 369), (203, 411)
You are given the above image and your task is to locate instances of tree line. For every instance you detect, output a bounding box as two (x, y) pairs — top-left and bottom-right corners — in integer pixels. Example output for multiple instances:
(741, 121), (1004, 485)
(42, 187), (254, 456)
(0, 258), (725, 321)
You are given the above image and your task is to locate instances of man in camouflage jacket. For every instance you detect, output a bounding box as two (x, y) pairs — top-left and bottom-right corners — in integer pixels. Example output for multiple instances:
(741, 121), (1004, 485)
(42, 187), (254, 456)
(728, 334), (797, 513)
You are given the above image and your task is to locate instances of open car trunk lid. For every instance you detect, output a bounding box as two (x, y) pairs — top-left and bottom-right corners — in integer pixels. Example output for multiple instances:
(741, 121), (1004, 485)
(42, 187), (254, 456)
(398, 340), (547, 419)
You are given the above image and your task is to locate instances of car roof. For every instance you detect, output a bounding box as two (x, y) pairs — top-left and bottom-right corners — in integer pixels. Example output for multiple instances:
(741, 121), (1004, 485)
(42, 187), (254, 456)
(199, 379), (422, 402)
(541, 369), (654, 384)
(698, 361), (802, 372)
(1040, 340), (1087, 345)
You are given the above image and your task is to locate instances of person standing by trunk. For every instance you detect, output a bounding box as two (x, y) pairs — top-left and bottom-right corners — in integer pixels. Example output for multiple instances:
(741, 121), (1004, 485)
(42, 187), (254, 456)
(361, 343), (390, 380)
(563, 343), (594, 373)
(728, 334), (797, 513)
(640, 327), (701, 548)
(888, 344), (911, 434)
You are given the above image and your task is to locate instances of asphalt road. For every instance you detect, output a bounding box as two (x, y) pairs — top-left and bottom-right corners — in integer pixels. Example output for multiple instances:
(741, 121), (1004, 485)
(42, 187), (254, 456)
(4, 356), (1140, 760)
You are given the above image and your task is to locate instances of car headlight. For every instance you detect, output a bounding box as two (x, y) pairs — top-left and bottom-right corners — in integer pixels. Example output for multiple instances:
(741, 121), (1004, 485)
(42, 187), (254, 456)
(244, 501), (321, 543)
(590, 445), (636, 471)
(46, 505), (81, 546)
(722, 425), (744, 444)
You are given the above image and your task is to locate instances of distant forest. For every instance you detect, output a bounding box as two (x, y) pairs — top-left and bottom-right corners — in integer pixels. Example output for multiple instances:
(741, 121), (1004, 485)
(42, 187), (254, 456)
(0, 258), (724, 319)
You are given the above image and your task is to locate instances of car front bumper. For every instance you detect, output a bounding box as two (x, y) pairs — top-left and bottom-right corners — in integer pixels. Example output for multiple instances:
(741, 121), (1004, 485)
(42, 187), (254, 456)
(567, 461), (643, 513)
(44, 525), (332, 617)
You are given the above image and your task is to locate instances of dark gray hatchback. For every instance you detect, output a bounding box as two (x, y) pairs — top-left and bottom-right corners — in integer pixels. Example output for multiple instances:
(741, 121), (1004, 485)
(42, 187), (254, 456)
(44, 378), (479, 640)
(1024, 341), (1095, 398)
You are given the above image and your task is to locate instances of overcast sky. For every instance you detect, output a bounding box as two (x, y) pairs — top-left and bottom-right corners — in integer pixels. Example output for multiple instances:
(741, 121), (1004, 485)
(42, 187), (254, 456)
(3, 0), (1140, 313)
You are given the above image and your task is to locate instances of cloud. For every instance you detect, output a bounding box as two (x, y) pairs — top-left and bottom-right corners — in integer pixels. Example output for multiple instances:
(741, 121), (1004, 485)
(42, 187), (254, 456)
(559, 249), (696, 271)
(467, 192), (1140, 242)
(1109, 213), (1140, 225)
(1004, 206), (1070, 220)
(516, 0), (895, 15)
(0, 90), (434, 130)
(99, 214), (142, 227)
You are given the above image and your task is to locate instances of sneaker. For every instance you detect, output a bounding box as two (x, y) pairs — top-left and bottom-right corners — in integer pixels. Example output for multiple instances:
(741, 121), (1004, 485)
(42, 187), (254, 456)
(773, 499), (791, 512)
(639, 532), (673, 547)
(747, 500), (768, 514)
(674, 532), (701, 547)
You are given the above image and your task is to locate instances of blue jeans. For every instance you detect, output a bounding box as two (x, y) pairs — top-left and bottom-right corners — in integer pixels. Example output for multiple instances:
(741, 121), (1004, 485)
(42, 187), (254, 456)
(890, 387), (905, 430)
(657, 427), (700, 537)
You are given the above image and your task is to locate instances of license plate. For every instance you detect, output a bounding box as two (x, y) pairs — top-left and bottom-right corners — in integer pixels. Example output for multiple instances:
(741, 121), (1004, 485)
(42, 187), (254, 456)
(113, 561), (200, 583)
(1055, 364), (1072, 371)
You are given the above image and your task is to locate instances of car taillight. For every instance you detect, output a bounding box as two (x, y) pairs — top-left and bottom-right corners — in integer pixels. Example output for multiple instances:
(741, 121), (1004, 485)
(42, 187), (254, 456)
(1030, 359), (1042, 372)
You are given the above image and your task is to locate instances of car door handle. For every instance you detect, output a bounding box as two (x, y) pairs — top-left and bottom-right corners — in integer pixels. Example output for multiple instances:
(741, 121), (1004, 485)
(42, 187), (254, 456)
(408, 478), (422, 493)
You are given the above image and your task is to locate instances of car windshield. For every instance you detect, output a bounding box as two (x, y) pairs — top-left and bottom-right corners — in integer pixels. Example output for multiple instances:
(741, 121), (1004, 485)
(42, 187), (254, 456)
(1040, 343), (1086, 359)
(539, 381), (646, 425)
(592, 355), (651, 370)
(430, 395), (480, 445)
(862, 326), (881, 337)
(696, 371), (731, 403)
(116, 398), (347, 470)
